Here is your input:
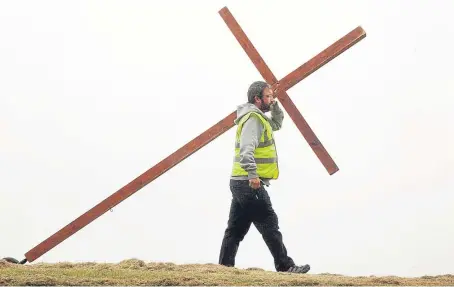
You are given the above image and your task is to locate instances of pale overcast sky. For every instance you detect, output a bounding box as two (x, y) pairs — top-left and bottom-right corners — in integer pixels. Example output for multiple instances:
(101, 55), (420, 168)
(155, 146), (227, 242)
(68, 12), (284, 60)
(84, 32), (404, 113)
(1, 0), (453, 278)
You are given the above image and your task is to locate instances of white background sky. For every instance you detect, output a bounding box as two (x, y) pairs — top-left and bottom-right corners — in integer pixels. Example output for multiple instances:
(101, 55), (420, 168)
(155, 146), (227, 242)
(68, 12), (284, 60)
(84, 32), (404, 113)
(1, 0), (453, 277)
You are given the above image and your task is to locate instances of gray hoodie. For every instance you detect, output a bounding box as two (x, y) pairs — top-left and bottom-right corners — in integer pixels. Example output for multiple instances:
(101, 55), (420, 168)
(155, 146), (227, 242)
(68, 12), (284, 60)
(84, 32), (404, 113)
(230, 101), (284, 185)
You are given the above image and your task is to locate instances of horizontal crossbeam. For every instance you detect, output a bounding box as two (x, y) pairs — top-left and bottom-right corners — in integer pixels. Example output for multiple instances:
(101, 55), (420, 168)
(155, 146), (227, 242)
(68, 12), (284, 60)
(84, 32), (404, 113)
(219, 7), (366, 175)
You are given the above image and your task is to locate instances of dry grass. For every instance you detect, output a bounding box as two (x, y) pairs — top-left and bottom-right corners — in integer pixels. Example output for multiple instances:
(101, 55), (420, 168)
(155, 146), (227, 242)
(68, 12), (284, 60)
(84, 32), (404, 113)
(1, 258), (453, 286)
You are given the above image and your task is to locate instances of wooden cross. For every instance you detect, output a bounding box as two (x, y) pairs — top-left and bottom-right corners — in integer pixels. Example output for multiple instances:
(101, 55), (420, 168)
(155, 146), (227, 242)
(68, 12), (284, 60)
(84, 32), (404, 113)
(22, 6), (366, 263)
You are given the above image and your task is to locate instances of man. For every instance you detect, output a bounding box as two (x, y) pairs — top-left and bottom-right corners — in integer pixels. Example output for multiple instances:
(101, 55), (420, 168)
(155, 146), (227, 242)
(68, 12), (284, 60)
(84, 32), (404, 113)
(218, 81), (310, 274)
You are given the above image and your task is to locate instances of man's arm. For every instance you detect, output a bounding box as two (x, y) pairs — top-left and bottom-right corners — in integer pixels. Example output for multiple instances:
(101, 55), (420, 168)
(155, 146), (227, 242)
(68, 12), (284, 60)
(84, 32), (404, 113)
(238, 115), (263, 179)
(268, 101), (284, 131)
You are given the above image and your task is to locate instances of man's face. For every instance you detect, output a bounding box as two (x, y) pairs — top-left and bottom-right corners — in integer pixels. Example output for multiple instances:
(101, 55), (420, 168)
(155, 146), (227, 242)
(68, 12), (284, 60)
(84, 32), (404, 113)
(256, 87), (275, 112)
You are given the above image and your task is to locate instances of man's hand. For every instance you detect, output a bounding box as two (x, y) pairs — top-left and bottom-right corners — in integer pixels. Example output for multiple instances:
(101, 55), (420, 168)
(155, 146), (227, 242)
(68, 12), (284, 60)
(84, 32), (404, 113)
(249, 177), (261, 189)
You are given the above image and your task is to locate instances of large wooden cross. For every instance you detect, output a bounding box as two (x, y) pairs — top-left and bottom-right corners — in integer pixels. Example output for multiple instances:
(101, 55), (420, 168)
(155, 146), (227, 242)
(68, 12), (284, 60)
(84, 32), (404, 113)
(22, 6), (366, 263)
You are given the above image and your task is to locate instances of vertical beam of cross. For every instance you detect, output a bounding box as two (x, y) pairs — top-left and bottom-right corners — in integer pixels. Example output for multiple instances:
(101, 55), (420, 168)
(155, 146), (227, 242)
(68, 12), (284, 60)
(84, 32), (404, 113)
(22, 6), (365, 263)
(23, 112), (237, 263)
(219, 7), (366, 175)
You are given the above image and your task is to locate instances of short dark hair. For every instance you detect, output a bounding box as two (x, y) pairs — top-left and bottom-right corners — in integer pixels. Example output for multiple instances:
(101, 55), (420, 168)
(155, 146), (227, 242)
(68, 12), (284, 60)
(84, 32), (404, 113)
(247, 81), (269, 103)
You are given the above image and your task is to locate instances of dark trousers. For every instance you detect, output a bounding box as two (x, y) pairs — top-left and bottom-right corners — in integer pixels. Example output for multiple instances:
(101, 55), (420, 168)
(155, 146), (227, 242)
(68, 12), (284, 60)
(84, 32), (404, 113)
(218, 179), (295, 272)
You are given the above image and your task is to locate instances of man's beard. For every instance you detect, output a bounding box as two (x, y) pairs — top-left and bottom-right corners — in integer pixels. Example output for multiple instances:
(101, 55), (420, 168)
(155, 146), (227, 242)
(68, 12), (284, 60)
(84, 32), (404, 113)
(260, 101), (271, 112)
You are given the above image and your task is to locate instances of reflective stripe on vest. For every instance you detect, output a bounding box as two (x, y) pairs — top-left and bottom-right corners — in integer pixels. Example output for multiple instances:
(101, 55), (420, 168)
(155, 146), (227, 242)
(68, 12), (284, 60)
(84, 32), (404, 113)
(231, 111), (279, 179)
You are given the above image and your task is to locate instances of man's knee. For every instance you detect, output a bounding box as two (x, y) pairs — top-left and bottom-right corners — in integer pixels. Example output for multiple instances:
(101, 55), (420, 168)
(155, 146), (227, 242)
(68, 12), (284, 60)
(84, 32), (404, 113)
(254, 213), (280, 234)
(224, 225), (250, 242)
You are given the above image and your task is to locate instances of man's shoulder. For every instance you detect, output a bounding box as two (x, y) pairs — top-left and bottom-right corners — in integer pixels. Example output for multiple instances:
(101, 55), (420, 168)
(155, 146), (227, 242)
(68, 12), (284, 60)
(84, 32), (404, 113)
(242, 113), (266, 127)
(238, 111), (261, 123)
(246, 111), (268, 122)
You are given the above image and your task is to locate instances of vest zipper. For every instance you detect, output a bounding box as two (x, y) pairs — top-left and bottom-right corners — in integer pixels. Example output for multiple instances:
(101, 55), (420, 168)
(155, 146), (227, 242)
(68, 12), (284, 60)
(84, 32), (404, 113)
(274, 137), (279, 179)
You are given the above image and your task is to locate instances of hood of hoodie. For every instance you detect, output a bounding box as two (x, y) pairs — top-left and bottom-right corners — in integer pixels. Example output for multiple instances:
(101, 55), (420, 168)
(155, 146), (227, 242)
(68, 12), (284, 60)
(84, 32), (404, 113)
(234, 103), (268, 125)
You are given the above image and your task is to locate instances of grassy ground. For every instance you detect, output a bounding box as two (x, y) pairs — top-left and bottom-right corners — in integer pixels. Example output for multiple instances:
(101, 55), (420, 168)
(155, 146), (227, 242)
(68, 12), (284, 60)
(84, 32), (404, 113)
(1, 258), (453, 286)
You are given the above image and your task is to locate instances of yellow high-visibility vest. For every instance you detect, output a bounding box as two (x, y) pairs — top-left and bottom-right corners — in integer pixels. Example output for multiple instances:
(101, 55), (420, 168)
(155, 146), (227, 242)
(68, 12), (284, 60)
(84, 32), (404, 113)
(231, 111), (279, 179)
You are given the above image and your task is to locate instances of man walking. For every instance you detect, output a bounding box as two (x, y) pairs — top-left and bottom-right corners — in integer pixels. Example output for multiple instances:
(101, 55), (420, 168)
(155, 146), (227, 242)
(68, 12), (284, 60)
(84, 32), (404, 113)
(218, 81), (310, 274)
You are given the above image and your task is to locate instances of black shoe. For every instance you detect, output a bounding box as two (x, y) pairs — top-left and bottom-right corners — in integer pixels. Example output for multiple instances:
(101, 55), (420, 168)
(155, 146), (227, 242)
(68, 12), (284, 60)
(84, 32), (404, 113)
(286, 264), (310, 274)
